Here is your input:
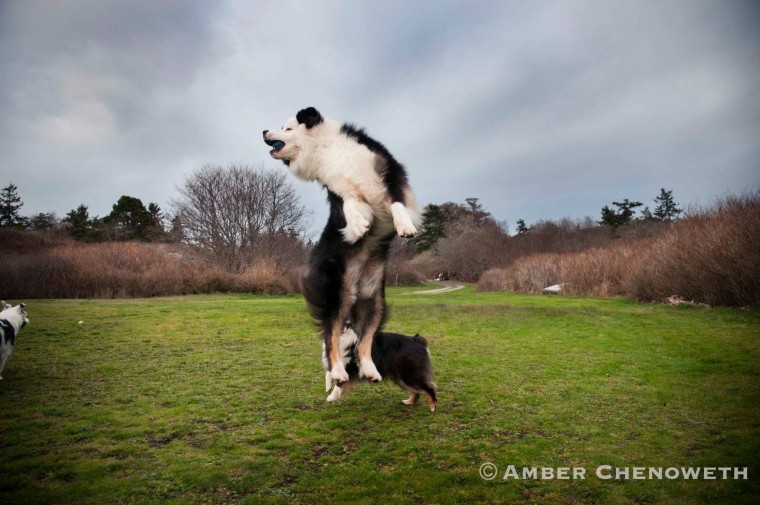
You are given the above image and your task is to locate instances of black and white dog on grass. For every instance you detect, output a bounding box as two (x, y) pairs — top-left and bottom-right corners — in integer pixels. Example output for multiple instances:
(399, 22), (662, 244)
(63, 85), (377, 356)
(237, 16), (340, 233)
(0, 301), (29, 380)
(322, 323), (438, 411)
(263, 107), (421, 387)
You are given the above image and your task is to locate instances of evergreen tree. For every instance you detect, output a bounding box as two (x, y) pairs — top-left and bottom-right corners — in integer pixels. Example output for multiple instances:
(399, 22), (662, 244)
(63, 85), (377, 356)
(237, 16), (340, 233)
(599, 205), (622, 228)
(599, 199), (643, 229)
(63, 204), (92, 240)
(29, 212), (58, 231)
(409, 203), (447, 254)
(464, 197), (490, 225)
(639, 206), (654, 221)
(515, 219), (529, 235)
(612, 199), (643, 223)
(653, 188), (682, 222)
(0, 182), (26, 228)
(106, 195), (154, 240)
(148, 203), (164, 230)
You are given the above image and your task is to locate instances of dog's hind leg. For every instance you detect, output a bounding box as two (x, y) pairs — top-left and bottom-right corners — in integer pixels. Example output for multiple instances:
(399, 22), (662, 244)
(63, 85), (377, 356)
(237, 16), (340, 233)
(422, 383), (438, 412)
(402, 392), (420, 405)
(355, 291), (385, 383)
(354, 261), (387, 383)
(328, 319), (350, 384)
(328, 253), (365, 385)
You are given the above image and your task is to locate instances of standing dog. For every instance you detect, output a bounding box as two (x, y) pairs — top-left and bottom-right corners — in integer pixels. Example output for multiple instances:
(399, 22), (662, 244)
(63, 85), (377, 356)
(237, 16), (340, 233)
(263, 107), (421, 385)
(323, 325), (438, 411)
(0, 302), (29, 380)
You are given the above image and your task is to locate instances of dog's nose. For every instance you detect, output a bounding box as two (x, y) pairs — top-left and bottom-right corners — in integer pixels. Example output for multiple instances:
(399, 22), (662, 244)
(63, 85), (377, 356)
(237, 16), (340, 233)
(263, 130), (269, 136)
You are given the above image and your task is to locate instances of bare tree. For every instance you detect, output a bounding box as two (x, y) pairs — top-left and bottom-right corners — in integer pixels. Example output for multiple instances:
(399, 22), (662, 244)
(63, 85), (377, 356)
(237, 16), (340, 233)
(171, 164), (310, 271)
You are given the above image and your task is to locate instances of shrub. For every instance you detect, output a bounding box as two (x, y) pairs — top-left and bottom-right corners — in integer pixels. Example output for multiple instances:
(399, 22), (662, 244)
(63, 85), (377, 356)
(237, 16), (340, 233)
(478, 192), (760, 307)
(0, 230), (304, 298)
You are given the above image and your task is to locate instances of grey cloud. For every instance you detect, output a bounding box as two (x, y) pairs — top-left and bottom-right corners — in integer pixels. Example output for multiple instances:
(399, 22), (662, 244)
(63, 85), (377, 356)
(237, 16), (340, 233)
(0, 0), (758, 234)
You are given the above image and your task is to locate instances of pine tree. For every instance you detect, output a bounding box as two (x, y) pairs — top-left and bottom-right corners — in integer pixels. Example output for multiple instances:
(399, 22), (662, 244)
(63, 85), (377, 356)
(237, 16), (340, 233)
(515, 219), (529, 235)
(653, 188), (682, 222)
(0, 182), (26, 228)
(409, 203), (447, 254)
(599, 199), (643, 230)
(464, 197), (490, 225)
(63, 204), (92, 240)
(148, 203), (164, 230)
(106, 195), (154, 240)
(612, 199), (643, 223)
(29, 212), (58, 231)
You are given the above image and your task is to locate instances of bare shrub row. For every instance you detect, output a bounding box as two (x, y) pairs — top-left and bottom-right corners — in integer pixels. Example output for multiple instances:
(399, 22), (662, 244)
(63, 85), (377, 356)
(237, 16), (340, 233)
(0, 230), (302, 299)
(478, 193), (760, 307)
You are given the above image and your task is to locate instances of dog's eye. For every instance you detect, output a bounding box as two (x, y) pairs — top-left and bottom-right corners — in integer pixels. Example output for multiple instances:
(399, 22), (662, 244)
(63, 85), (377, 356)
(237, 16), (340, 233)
(285, 128), (293, 131)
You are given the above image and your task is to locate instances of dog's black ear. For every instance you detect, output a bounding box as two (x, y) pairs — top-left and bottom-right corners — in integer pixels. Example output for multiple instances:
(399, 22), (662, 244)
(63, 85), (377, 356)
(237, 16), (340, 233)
(296, 107), (324, 129)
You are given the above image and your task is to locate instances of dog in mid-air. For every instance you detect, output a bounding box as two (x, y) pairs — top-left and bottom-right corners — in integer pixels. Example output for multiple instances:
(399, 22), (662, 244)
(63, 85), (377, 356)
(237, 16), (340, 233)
(323, 324), (438, 411)
(0, 301), (29, 380)
(263, 107), (421, 386)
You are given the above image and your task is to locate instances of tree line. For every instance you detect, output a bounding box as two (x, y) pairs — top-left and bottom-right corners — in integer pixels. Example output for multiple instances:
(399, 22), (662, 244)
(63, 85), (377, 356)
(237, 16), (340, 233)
(0, 164), (310, 273)
(2, 170), (683, 280)
(1, 182), (168, 241)
(400, 188), (684, 282)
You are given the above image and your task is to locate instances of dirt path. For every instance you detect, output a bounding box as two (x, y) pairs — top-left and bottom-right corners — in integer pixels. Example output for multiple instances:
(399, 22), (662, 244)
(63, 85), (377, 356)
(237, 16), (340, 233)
(409, 281), (466, 295)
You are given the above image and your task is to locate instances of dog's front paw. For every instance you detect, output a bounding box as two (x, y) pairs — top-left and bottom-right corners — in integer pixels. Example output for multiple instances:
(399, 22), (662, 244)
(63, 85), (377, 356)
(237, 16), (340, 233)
(341, 200), (373, 244)
(402, 394), (419, 405)
(341, 215), (370, 244)
(359, 358), (382, 383)
(396, 222), (417, 238)
(391, 202), (418, 238)
(330, 363), (349, 385)
(325, 371), (333, 392)
(326, 386), (342, 402)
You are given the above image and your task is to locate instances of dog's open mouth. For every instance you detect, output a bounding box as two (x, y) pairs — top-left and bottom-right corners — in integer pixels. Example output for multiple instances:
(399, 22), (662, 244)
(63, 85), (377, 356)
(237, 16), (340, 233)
(265, 139), (285, 154)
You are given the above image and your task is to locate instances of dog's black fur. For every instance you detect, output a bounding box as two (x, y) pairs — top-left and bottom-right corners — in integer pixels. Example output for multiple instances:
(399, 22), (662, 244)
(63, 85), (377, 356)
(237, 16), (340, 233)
(267, 107), (419, 385)
(371, 332), (437, 408)
(302, 186), (404, 384)
(326, 329), (438, 410)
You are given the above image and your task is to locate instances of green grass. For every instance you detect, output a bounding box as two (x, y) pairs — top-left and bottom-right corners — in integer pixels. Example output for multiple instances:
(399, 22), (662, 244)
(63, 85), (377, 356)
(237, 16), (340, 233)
(1, 287), (758, 504)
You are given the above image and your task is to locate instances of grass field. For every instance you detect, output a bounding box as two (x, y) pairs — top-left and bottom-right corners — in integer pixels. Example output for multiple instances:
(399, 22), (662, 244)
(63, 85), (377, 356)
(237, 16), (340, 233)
(1, 287), (758, 504)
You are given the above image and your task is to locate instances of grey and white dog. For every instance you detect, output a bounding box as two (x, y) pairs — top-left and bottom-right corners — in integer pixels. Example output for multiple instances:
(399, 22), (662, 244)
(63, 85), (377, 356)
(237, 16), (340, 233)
(0, 301), (29, 380)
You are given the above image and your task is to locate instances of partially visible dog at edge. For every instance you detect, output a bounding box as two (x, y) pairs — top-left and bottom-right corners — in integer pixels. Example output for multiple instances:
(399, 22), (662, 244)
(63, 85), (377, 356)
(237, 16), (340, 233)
(0, 301), (29, 380)
(263, 107), (422, 388)
(323, 324), (438, 411)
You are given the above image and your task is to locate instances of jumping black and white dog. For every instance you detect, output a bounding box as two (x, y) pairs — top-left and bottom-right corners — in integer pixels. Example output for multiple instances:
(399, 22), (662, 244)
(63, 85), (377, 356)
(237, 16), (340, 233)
(0, 301), (29, 380)
(323, 324), (438, 411)
(263, 107), (421, 386)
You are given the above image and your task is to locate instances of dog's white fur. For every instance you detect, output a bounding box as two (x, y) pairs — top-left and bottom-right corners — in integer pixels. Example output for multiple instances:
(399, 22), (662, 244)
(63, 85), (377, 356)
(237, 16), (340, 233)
(265, 116), (421, 245)
(265, 108), (421, 385)
(321, 327), (359, 402)
(0, 302), (29, 380)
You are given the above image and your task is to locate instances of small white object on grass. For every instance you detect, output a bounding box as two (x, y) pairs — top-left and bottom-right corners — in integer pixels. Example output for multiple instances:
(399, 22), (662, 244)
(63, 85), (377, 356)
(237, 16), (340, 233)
(542, 284), (563, 295)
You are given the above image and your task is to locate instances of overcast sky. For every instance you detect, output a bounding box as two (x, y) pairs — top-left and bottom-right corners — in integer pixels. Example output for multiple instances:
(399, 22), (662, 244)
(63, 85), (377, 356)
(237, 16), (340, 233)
(1, 0), (758, 236)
